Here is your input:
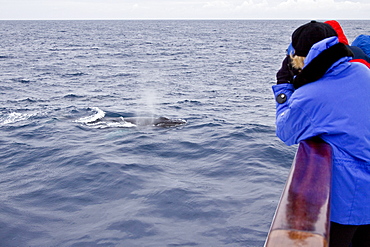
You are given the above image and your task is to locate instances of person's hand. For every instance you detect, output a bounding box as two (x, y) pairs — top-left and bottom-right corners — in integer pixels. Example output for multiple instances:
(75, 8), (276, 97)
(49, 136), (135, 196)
(276, 56), (296, 84)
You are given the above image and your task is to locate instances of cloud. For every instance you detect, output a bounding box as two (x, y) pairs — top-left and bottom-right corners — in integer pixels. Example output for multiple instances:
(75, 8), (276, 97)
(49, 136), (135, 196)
(273, 0), (370, 19)
(0, 0), (369, 19)
(199, 0), (370, 19)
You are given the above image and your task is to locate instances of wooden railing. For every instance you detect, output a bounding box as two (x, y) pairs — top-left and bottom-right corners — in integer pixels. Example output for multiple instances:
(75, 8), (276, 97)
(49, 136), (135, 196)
(265, 138), (332, 247)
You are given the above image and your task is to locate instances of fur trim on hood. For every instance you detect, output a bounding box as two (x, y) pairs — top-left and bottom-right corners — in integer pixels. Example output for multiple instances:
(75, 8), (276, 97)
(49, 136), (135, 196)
(293, 38), (354, 89)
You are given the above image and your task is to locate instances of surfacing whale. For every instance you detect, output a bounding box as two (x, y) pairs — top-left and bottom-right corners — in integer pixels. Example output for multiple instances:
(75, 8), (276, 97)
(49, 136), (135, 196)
(89, 116), (186, 128)
(76, 107), (186, 128)
(123, 116), (186, 127)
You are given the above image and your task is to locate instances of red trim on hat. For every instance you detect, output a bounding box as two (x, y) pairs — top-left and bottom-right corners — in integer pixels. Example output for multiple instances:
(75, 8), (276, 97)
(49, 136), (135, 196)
(350, 59), (370, 68)
(325, 20), (349, 45)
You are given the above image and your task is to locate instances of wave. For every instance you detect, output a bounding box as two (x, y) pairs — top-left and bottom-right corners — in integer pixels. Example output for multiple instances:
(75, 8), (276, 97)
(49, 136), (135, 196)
(75, 107), (136, 129)
(0, 112), (36, 126)
(75, 107), (105, 123)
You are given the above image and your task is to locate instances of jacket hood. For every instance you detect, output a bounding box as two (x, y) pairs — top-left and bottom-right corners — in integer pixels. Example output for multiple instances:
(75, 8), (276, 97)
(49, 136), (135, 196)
(293, 37), (354, 89)
(304, 37), (339, 67)
(352, 34), (370, 57)
(325, 20), (349, 45)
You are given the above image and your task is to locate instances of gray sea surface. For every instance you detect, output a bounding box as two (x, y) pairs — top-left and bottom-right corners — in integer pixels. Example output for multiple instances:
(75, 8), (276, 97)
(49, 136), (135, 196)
(0, 20), (369, 246)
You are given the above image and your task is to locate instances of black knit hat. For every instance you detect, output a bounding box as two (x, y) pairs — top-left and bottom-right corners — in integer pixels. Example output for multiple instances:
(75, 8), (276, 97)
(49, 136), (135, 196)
(292, 21), (337, 56)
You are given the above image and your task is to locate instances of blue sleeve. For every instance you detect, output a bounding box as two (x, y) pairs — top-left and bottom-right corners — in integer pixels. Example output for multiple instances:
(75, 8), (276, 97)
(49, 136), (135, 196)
(272, 84), (319, 146)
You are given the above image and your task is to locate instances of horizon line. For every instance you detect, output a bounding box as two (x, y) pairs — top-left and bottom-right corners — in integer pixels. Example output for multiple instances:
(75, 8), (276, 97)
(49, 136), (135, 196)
(1, 18), (370, 21)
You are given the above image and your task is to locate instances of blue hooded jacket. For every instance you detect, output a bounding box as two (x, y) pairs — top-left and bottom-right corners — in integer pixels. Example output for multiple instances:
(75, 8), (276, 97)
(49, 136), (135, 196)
(352, 34), (370, 57)
(272, 37), (370, 225)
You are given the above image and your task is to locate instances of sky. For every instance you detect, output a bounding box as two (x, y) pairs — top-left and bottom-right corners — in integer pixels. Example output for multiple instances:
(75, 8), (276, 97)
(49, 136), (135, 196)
(0, 0), (369, 20)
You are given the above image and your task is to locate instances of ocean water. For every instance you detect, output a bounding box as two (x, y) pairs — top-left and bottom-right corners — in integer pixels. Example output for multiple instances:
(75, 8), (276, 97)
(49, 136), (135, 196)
(1, 20), (369, 247)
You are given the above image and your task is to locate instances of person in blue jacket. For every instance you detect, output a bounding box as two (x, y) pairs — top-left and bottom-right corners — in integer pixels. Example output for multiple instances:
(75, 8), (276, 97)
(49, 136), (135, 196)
(274, 21), (370, 247)
(352, 34), (370, 57)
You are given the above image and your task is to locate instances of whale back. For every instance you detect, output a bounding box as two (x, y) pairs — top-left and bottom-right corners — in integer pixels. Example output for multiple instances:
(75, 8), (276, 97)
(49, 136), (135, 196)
(123, 116), (186, 127)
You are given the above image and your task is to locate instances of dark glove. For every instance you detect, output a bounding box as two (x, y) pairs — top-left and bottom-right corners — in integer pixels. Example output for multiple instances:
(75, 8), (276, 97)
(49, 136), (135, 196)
(276, 56), (297, 84)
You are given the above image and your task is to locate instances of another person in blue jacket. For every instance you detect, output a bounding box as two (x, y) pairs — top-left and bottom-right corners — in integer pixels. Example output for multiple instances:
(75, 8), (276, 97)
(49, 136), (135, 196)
(352, 34), (370, 57)
(274, 21), (370, 247)
(324, 20), (370, 67)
